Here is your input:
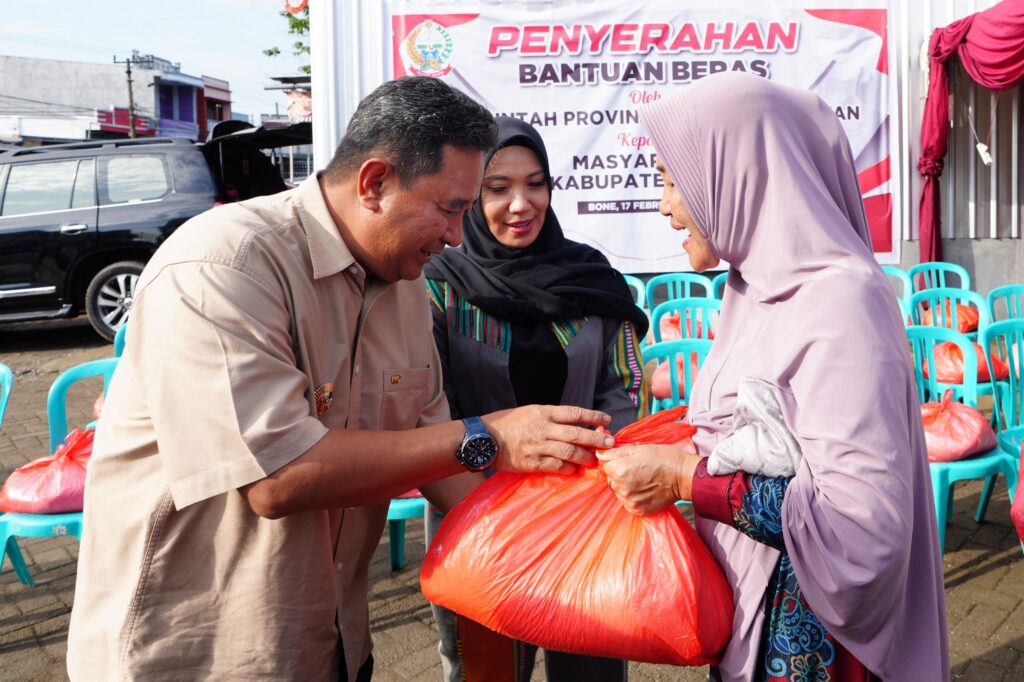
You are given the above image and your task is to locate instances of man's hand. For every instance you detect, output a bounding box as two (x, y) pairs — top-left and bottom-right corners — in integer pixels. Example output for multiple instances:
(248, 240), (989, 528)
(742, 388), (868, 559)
(598, 444), (701, 516)
(483, 405), (613, 474)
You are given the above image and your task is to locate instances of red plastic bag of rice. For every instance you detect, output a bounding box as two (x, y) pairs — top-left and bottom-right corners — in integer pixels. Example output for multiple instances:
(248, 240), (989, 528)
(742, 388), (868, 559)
(920, 390), (996, 462)
(922, 302), (980, 333)
(922, 341), (1010, 383)
(421, 407), (733, 666)
(0, 428), (93, 513)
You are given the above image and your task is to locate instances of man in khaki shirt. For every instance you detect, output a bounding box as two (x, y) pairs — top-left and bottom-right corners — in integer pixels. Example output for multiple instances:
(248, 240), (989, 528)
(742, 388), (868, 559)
(67, 77), (613, 681)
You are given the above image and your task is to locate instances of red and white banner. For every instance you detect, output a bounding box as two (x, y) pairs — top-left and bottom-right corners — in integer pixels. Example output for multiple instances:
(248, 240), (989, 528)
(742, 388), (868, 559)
(386, 1), (896, 272)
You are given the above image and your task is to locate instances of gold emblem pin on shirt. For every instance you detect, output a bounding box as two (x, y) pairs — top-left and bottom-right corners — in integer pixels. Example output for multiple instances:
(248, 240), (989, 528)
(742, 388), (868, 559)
(390, 374), (401, 385)
(314, 383), (334, 416)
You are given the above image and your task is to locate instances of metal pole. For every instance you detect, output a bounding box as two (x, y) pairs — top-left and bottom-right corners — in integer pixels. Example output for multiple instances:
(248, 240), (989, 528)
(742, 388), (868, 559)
(114, 54), (139, 138)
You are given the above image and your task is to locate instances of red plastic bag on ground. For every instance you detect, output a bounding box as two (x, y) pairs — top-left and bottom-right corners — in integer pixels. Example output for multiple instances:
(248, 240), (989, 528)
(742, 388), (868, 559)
(920, 390), (996, 462)
(1012, 443), (1024, 544)
(651, 355), (701, 400)
(922, 302), (980, 333)
(0, 428), (94, 514)
(421, 407), (734, 666)
(922, 341), (1010, 383)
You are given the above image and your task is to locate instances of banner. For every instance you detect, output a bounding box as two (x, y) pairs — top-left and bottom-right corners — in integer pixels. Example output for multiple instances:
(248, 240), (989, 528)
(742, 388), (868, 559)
(386, 0), (896, 272)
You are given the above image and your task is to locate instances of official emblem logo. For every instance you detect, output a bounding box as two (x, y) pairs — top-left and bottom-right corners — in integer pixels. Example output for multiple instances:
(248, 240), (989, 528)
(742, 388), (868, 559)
(402, 19), (454, 77)
(315, 383), (334, 416)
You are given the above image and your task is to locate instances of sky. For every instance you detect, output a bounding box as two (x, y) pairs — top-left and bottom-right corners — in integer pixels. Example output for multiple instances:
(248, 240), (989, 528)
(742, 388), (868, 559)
(1, 0), (307, 120)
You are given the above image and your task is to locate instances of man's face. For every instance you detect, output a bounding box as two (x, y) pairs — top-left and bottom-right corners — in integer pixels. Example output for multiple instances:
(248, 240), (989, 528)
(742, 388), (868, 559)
(369, 145), (484, 282)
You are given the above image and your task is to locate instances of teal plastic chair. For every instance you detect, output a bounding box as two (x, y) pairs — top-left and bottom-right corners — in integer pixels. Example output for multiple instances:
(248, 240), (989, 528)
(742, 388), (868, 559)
(981, 320), (1024, 543)
(987, 284), (1024, 323)
(909, 288), (989, 343)
(908, 261), (970, 293)
(651, 299), (720, 343)
(48, 358), (119, 452)
(906, 326), (1018, 554)
(0, 364), (36, 584)
(711, 272), (728, 300)
(387, 494), (425, 571)
(0, 363), (11, 430)
(1, 358), (119, 586)
(623, 274), (646, 310)
(881, 265), (912, 307)
(897, 298), (912, 326)
(113, 323), (128, 358)
(645, 339), (711, 413)
(645, 273), (712, 309)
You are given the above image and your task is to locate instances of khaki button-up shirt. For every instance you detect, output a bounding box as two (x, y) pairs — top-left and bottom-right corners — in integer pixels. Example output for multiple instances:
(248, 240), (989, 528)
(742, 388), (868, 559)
(67, 175), (449, 681)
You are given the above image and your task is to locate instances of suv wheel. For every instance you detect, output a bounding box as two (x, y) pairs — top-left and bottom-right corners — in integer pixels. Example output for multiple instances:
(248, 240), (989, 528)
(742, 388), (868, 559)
(85, 261), (145, 342)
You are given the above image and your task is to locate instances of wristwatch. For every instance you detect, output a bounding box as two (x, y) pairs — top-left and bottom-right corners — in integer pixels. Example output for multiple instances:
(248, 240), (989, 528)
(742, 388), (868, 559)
(456, 416), (499, 471)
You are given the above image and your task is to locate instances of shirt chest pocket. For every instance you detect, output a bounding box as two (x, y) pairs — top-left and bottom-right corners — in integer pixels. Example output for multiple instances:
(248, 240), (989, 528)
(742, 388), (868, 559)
(379, 367), (431, 430)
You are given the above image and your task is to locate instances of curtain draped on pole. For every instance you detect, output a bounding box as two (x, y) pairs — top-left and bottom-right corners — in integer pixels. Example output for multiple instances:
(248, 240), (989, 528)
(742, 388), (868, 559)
(917, 0), (1024, 263)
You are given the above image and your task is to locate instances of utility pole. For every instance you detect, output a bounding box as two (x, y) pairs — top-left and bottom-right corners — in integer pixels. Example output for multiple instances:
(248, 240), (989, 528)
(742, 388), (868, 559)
(113, 51), (153, 138)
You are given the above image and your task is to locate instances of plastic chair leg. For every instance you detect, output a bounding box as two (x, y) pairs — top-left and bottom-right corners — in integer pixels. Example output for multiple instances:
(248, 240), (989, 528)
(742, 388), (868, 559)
(975, 475), (998, 524)
(931, 469), (948, 555)
(1, 534), (34, 586)
(389, 519), (406, 571)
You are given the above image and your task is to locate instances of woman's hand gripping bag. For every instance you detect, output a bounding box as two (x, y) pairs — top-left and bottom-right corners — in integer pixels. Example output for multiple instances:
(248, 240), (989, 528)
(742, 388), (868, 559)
(421, 407), (734, 666)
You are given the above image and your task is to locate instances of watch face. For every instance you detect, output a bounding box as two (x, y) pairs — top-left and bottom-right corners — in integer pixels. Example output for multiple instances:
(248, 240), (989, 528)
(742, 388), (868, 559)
(461, 434), (497, 470)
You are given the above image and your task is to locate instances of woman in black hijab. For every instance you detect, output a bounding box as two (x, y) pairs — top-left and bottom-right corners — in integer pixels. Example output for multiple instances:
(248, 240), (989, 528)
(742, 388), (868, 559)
(424, 116), (649, 682)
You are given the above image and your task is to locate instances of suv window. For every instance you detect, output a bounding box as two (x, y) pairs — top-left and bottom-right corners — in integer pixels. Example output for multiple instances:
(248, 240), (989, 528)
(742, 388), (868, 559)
(100, 154), (170, 204)
(2, 159), (80, 216)
(71, 158), (97, 209)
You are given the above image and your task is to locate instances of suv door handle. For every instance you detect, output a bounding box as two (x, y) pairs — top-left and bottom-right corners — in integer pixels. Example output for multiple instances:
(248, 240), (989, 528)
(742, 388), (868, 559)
(60, 224), (90, 235)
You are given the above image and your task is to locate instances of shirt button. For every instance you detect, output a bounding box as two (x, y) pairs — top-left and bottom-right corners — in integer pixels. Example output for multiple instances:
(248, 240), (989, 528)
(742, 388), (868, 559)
(354, 365), (360, 374)
(335, 562), (343, 571)
(349, 265), (358, 274)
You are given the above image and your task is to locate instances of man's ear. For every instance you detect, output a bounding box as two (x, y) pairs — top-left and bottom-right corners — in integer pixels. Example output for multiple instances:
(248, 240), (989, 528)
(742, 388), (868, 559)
(356, 158), (394, 211)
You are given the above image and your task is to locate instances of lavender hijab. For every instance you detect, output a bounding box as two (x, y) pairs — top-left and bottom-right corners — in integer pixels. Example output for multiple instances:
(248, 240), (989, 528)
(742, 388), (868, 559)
(641, 73), (948, 680)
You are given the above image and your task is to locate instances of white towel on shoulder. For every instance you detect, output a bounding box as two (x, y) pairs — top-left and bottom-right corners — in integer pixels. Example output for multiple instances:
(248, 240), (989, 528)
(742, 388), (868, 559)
(707, 376), (803, 478)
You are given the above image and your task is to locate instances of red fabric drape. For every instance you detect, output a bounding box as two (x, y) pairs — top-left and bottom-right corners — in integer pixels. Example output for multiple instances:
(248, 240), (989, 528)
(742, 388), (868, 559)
(918, 0), (1024, 263)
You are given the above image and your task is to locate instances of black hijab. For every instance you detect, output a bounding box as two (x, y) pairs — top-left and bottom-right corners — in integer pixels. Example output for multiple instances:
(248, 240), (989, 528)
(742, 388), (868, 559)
(424, 116), (649, 338)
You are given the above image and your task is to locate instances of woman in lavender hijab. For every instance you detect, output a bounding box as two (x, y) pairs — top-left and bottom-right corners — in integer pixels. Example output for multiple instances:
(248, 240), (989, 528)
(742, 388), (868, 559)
(600, 73), (948, 681)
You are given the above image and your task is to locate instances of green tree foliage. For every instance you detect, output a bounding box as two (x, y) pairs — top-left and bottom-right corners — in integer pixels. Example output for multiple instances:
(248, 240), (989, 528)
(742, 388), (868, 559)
(263, 7), (310, 75)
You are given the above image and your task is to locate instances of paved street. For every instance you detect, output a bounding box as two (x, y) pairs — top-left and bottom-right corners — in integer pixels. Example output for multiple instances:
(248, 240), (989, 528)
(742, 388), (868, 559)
(1, 319), (1022, 680)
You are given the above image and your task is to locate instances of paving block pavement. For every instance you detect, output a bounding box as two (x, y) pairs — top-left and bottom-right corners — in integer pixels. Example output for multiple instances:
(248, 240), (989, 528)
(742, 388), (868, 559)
(1, 319), (1023, 680)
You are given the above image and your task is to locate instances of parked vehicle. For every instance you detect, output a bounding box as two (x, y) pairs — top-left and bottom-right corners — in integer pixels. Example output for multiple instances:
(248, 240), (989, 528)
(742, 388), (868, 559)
(0, 122), (311, 341)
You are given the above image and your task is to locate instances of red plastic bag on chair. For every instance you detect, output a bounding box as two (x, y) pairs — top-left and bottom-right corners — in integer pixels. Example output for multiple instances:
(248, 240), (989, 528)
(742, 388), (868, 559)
(922, 341), (1010, 383)
(651, 355), (701, 400)
(922, 302), (979, 333)
(1012, 443), (1024, 544)
(0, 428), (94, 514)
(421, 407), (734, 666)
(660, 312), (715, 342)
(920, 390), (996, 462)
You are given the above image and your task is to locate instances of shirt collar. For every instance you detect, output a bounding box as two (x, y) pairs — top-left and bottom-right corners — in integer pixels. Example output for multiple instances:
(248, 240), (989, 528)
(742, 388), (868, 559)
(293, 173), (361, 280)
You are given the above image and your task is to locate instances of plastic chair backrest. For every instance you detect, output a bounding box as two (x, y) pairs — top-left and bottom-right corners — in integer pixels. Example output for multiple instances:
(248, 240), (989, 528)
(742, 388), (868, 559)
(644, 339), (711, 411)
(905, 326), (980, 407)
(622, 274), (646, 310)
(47, 357), (119, 453)
(113, 323), (128, 357)
(896, 298), (912, 326)
(982, 319), (1024, 433)
(881, 265), (912, 306)
(645, 273), (712, 308)
(0, 363), (12, 430)
(987, 284), (1024, 322)
(651, 299), (720, 343)
(909, 287), (989, 338)
(908, 261), (970, 293)
(711, 272), (728, 300)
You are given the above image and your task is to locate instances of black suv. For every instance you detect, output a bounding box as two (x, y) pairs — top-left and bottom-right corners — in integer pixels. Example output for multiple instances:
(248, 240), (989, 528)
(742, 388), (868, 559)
(0, 122), (311, 340)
